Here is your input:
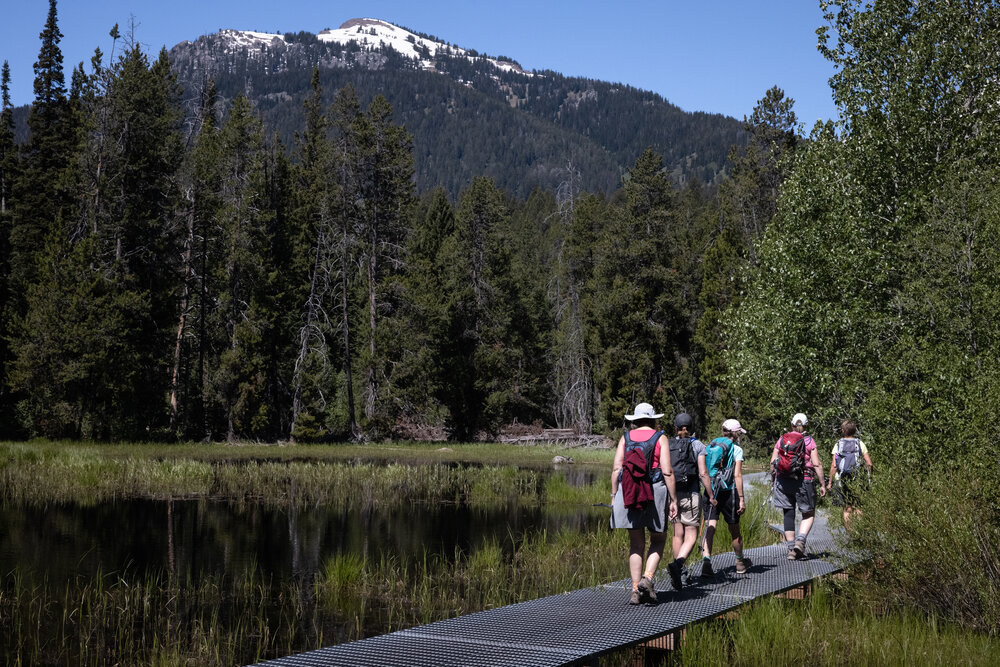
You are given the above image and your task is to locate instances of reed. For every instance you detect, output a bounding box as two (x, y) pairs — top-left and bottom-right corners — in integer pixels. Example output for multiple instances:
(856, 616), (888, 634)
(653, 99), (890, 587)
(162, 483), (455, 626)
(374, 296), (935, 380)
(675, 581), (1000, 665)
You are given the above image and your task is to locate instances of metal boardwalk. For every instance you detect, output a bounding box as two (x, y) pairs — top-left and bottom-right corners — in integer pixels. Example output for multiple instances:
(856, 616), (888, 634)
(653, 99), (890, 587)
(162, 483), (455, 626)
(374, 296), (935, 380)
(250, 530), (858, 667)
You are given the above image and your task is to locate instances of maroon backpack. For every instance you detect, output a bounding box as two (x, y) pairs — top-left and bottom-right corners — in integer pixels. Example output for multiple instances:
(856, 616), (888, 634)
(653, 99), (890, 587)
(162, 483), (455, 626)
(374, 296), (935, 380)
(621, 430), (660, 509)
(775, 431), (806, 478)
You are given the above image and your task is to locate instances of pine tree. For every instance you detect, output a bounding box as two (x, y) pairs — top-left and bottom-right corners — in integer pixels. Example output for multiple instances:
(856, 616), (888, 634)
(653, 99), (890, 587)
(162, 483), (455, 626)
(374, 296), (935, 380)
(289, 70), (340, 441)
(172, 78), (222, 438)
(203, 94), (274, 440)
(354, 94), (415, 435)
(0, 62), (18, 433)
(329, 85), (363, 440)
(434, 177), (545, 438)
(10, 0), (78, 301)
(588, 149), (676, 428)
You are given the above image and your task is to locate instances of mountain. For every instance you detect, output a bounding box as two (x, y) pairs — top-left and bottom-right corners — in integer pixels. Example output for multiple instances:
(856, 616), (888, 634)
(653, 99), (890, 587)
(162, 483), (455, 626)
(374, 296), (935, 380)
(165, 18), (745, 197)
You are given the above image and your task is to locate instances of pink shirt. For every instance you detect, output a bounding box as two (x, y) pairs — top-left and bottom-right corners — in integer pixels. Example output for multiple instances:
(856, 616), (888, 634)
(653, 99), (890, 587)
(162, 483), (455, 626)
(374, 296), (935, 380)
(772, 434), (818, 481)
(629, 428), (661, 468)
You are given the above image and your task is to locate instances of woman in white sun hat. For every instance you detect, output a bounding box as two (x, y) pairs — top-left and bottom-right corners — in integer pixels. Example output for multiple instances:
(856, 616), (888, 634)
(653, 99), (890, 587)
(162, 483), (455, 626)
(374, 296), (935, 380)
(699, 418), (750, 578)
(770, 412), (826, 560)
(610, 402), (678, 605)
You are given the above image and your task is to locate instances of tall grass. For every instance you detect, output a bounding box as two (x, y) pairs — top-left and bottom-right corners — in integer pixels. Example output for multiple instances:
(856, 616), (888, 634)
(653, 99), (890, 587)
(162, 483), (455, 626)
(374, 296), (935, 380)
(0, 566), (301, 666)
(0, 446), (556, 508)
(844, 469), (1000, 633)
(675, 581), (1000, 665)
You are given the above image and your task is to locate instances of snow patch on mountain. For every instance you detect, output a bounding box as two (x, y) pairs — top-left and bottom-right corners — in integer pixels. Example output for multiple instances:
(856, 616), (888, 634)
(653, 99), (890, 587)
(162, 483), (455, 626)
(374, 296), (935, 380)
(216, 18), (532, 77)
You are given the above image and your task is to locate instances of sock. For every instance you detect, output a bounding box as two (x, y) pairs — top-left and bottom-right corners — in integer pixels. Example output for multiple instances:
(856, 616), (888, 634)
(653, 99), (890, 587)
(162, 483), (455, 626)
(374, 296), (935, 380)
(796, 533), (807, 543)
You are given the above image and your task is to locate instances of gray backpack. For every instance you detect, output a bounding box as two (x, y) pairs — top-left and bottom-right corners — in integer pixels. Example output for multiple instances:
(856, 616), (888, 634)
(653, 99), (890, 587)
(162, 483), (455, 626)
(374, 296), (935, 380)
(835, 438), (861, 478)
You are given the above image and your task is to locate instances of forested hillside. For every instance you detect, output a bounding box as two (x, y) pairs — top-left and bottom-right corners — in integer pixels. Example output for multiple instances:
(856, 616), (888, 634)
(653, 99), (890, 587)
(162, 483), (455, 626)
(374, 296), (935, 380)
(164, 22), (742, 198)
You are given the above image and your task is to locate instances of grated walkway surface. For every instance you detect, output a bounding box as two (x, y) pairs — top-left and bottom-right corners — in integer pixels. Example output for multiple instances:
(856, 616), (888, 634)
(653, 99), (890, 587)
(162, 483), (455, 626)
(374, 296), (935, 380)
(251, 480), (861, 667)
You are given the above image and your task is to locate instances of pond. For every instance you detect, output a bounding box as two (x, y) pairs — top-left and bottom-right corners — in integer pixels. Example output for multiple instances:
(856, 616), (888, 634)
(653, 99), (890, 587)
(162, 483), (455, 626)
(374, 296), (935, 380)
(0, 464), (611, 665)
(0, 493), (606, 586)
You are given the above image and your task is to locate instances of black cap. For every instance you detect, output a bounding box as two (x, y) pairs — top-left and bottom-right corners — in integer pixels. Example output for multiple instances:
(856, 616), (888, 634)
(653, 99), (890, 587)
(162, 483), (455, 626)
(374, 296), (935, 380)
(674, 413), (692, 429)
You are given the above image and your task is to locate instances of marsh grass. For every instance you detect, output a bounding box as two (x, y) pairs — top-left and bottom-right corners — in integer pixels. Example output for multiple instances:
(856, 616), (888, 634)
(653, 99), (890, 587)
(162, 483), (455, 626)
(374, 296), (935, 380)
(0, 565), (302, 666)
(0, 440), (615, 467)
(675, 581), (1000, 665)
(1, 447), (555, 508)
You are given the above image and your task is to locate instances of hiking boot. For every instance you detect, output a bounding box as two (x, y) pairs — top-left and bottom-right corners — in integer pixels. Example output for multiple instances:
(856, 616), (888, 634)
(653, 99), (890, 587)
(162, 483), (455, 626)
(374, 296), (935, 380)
(637, 576), (657, 603)
(787, 546), (798, 560)
(680, 566), (690, 587)
(793, 537), (806, 559)
(700, 560), (715, 579)
(629, 588), (641, 605)
(735, 557), (752, 574)
(667, 560), (682, 591)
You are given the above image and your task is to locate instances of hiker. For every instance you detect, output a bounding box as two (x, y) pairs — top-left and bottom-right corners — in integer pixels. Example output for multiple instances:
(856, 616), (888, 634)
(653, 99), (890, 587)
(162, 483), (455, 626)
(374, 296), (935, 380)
(665, 412), (715, 590)
(610, 402), (679, 604)
(826, 420), (872, 528)
(699, 418), (750, 578)
(771, 412), (826, 560)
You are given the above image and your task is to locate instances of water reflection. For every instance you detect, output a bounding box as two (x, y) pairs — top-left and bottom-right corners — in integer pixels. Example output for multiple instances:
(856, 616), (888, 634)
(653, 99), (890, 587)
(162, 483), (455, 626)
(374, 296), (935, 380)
(0, 484), (605, 588)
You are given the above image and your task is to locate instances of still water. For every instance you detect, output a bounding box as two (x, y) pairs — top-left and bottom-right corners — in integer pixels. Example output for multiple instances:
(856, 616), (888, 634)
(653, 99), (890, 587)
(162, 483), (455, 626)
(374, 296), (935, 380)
(0, 469), (605, 587)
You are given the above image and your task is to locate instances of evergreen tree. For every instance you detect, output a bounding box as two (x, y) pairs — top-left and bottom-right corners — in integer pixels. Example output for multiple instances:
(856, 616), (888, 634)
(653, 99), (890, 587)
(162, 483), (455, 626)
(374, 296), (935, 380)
(394, 188), (455, 428)
(0, 62), (18, 433)
(588, 149), (676, 428)
(203, 94), (275, 440)
(172, 78), (222, 438)
(329, 85), (363, 440)
(8, 234), (148, 438)
(10, 0), (78, 302)
(288, 70), (341, 441)
(436, 177), (546, 438)
(354, 94), (415, 435)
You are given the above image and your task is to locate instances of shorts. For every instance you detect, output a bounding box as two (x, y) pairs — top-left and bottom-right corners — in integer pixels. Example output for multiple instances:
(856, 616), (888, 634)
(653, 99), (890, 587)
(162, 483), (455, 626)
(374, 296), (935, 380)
(773, 476), (817, 514)
(611, 479), (668, 532)
(705, 488), (740, 525)
(671, 488), (702, 526)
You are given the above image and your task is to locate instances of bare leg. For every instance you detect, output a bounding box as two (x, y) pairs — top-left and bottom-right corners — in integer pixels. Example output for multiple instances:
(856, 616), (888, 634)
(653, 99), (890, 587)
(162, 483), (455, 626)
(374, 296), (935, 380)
(677, 524), (699, 560)
(628, 529), (645, 589)
(702, 519), (718, 557)
(729, 522), (744, 558)
(645, 531), (667, 578)
(799, 511), (815, 537)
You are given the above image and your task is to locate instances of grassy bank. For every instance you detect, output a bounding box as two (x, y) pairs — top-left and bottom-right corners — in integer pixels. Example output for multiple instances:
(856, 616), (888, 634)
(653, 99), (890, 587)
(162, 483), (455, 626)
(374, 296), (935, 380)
(0, 441), (609, 507)
(0, 439), (617, 466)
(673, 580), (1000, 665)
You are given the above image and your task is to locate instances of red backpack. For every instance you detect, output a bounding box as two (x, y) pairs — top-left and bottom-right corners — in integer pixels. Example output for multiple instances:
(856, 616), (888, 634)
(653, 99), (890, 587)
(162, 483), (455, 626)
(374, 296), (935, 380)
(775, 431), (806, 478)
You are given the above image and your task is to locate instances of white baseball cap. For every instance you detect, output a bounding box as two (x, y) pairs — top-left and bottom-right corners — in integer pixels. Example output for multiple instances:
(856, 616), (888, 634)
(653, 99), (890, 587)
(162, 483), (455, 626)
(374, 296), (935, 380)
(722, 418), (746, 434)
(792, 413), (808, 426)
(625, 402), (664, 421)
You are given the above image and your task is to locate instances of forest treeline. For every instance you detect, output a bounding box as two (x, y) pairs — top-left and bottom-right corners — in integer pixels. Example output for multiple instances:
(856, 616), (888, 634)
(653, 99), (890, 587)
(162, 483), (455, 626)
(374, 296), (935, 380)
(3, 0), (1000, 465)
(0, 2), (792, 443)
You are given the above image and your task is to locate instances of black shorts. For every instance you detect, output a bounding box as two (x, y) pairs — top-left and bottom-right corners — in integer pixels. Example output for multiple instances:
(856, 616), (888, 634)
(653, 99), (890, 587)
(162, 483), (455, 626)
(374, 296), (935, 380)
(704, 488), (740, 525)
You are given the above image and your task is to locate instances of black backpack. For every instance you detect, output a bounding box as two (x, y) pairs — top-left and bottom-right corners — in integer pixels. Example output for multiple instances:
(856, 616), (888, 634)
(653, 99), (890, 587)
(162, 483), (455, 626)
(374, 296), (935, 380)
(667, 436), (698, 486)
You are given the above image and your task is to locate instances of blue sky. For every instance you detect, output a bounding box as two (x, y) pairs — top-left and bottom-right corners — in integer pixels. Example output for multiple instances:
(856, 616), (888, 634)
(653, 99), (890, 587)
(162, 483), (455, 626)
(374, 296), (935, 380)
(1, 1), (839, 128)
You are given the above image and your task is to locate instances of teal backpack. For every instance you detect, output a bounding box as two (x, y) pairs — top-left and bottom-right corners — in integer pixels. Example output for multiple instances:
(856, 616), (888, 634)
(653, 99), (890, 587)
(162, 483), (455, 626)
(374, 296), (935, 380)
(705, 437), (736, 493)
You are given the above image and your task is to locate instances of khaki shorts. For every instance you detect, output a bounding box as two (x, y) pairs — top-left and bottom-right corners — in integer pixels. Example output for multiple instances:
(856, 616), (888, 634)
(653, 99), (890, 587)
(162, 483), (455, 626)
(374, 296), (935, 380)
(671, 488), (702, 526)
